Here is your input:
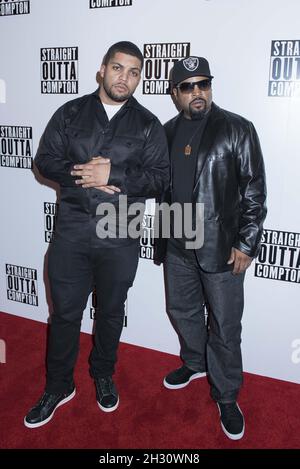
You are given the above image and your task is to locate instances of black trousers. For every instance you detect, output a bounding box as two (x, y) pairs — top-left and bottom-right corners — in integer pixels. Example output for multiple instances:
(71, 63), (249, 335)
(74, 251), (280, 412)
(164, 243), (245, 403)
(46, 235), (139, 394)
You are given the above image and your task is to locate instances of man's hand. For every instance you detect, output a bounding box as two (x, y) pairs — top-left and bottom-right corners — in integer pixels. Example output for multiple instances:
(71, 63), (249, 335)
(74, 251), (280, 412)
(94, 185), (121, 195)
(71, 156), (114, 189)
(227, 247), (252, 274)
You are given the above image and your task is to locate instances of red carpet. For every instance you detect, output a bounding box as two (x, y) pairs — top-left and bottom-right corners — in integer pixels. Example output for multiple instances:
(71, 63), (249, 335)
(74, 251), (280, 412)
(0, 311), (299, 449)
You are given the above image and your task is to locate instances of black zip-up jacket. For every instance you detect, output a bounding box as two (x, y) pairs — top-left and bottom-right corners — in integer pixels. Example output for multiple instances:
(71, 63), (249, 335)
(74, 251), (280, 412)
(155, 103), (267, 272)
(35, 89), (170, 247)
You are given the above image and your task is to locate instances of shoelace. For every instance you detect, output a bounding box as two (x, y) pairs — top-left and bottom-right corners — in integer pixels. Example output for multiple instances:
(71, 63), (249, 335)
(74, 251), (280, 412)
(96, 377), (113, 396)
(221, 403), (240, 421)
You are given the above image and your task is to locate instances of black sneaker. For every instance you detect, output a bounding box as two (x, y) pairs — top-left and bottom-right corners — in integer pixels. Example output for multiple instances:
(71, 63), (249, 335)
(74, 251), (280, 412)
(163, 365), (206, 389)
(24, 386), (76, 429)
(217, 402), (245, 440)
(95, 376), (119, 412)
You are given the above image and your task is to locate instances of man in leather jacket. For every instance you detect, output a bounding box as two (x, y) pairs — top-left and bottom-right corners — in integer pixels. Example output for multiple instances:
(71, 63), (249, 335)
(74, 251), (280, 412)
(159, 56), (267, 440)
(24, 41), (169, 428)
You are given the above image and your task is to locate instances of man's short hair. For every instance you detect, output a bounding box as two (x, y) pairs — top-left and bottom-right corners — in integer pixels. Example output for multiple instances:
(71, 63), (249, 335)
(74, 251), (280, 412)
(103, 41), (144, 69)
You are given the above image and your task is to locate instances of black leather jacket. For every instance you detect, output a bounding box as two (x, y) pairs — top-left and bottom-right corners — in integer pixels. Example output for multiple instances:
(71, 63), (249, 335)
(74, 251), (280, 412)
(155, 103), (267, 272)
(35, 89), (170, 247)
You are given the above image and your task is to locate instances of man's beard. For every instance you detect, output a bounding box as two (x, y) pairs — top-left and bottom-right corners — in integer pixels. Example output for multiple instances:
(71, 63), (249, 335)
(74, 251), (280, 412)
(103, 80), (131, 103)
(189, 99), (209, 120)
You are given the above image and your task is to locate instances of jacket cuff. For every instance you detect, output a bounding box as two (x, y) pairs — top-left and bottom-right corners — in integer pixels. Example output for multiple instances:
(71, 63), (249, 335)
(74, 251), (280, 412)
(108, 164), (126, 187)
(233, 241), (258, 258)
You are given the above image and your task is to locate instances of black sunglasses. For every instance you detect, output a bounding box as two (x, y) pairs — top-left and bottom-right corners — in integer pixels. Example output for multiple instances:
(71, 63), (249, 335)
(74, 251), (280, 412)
(177, 79), (212, 93)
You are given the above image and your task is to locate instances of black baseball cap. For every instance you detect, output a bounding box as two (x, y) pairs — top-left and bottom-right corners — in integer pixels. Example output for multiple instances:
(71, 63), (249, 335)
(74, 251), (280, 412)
(172, 56), (213, 85)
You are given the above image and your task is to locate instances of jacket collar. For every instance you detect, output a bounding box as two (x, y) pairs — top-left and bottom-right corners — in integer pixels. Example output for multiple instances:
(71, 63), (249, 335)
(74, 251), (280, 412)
(167, 102), (220, 131)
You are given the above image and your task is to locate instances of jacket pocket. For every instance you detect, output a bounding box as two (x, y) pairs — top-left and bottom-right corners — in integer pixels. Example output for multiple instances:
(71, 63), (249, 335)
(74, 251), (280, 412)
(110, 136), (145, 166)
(65, 126), (93, 162)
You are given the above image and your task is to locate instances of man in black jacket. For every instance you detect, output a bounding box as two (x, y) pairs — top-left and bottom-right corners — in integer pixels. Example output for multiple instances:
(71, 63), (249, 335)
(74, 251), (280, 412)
(160, 57), (267, 440)
(24, 41), (169, 428)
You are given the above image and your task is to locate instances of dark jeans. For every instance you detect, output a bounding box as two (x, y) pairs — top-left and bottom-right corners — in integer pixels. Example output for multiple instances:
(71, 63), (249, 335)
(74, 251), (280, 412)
(164, 243), (245, 403)
(46, 235), (139, 394)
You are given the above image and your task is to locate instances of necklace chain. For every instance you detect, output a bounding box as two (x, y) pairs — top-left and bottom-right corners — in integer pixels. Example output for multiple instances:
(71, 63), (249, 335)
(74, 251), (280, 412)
(184, 121), (203, 156)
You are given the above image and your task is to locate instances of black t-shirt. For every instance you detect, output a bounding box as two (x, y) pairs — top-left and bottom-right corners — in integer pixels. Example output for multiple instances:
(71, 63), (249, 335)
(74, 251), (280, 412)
(170, 114), (206, 248)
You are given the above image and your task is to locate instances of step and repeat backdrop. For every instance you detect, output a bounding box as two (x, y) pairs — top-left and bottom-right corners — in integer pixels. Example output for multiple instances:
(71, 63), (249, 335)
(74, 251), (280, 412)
(1, 0), (299, 383)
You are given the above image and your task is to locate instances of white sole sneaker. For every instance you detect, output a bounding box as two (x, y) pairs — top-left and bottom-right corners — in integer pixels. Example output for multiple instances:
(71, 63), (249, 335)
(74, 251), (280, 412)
(217, 402), (245, 440)
(97, 396), (119, 413)
(24, 388), (76, 429)
(163, 372), (207, 390)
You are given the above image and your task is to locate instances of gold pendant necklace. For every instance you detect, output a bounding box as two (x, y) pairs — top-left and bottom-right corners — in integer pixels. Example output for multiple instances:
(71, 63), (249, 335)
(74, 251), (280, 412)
(184, 144), (192, 156)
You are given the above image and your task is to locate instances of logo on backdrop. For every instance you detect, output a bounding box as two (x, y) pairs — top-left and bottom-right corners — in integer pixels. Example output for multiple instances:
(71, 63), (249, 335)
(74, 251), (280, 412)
(6, 264), (38, 306)
(0, 0), (30, 16)
(140, 213), (154, 260)
(0, 125), (33, 169)
(268, 40), (300, 97)
(90, 290), (128, 327)
(255, 229), (300, 283)
(143, 42), (191, 94)
(139, 198), (155, 260)
(89, 0), (132, 8)
(40, 47), (79, 94)
(44, 202), (58, 243)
